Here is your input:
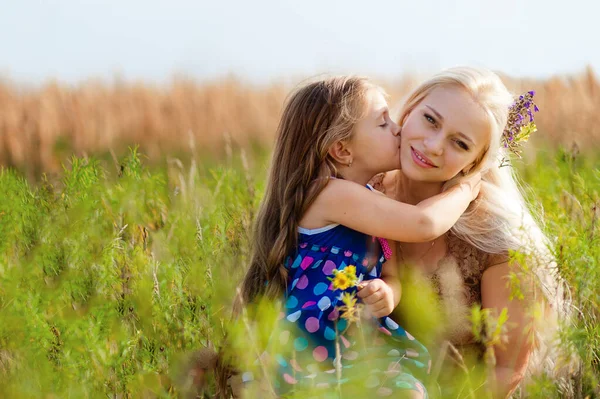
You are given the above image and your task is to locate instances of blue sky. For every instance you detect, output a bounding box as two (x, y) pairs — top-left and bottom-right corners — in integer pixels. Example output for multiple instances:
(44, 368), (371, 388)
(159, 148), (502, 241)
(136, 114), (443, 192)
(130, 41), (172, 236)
(1, 0), (598, 84)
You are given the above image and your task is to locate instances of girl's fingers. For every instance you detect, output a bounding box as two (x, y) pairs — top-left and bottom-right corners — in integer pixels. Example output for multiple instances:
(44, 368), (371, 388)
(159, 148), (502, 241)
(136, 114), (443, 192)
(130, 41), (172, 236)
(371, 304), (391, 318)
(356, 279), (383, 298)
(362, 289), (383, 304)
(356, 282), (374, 297)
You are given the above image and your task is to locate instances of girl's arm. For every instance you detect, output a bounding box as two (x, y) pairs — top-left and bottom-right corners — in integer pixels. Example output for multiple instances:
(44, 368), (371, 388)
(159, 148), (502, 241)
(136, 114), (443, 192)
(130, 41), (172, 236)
(480, 261), (535, 398)
(312, 175), (480, 243)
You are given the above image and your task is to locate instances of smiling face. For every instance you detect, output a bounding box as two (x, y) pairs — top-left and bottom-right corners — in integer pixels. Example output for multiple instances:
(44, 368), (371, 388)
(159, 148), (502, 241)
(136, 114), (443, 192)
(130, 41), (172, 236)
(346, 89), (402, 176)
(399, 85), (492, 183)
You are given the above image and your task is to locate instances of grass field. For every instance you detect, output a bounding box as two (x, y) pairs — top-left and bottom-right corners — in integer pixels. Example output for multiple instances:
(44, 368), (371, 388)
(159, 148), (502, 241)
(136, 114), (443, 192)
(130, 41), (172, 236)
(0, 143), (598, 398)
(0, 70), (599, 397)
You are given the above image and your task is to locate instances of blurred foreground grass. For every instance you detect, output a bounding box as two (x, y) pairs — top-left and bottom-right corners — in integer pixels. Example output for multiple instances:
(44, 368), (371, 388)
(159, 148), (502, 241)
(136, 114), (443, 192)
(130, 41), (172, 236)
(0, 146), (598, 398)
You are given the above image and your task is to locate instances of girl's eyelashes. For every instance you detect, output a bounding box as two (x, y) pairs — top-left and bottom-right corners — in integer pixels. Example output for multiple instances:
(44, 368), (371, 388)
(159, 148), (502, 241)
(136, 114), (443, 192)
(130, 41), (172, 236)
(379, 114), (390, 128)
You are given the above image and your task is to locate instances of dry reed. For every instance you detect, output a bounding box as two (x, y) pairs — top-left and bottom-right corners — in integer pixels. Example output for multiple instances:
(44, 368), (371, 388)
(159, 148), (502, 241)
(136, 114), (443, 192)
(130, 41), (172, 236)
(0, 67), (598, 175)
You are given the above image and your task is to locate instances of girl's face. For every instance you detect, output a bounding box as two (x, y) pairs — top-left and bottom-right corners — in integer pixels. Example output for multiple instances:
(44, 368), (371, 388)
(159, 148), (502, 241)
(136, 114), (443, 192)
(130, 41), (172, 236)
(399, 85), (491, 183)
(347, 89), (402, 176)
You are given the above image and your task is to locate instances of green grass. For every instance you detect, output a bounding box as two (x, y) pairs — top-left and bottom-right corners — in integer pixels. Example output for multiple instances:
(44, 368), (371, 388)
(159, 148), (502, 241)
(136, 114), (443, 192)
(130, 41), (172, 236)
(0, 146), (598, 398)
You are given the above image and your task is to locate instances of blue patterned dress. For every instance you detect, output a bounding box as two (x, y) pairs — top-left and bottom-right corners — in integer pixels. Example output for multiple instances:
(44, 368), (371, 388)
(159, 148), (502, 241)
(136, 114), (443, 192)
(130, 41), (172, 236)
(244, 206), (432, 397)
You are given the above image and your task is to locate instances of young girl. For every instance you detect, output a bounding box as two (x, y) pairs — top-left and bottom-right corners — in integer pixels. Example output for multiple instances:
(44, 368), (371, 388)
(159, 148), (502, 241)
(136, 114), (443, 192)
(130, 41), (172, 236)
(236, 76), (481, 398)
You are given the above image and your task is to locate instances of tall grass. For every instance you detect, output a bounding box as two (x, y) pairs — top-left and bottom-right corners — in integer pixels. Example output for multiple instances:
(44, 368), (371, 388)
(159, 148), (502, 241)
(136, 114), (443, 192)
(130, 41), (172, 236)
(1, 69), (599, 397)
(0, 147), (262, 397)
(0, 145), (598, 398)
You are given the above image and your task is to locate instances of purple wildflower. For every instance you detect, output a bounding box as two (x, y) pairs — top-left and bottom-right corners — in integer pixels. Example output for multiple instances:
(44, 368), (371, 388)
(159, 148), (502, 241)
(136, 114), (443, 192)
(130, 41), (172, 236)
(501, 89), (539, 162)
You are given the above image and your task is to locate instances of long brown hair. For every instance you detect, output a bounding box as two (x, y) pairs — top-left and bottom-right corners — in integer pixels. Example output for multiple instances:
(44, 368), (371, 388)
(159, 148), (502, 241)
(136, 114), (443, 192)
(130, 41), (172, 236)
(210, 77), (378, 398)
(240, 76), (377, 305)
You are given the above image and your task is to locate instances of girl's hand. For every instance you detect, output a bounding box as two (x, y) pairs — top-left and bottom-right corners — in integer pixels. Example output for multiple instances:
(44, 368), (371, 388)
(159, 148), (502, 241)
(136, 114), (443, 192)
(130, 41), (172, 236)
(461, 171), (482, 200)
(356, 279), (395, 318)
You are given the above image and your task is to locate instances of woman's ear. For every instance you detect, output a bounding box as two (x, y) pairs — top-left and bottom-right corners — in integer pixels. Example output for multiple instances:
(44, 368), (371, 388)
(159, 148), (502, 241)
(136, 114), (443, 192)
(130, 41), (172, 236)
(328, 141), (353, 167)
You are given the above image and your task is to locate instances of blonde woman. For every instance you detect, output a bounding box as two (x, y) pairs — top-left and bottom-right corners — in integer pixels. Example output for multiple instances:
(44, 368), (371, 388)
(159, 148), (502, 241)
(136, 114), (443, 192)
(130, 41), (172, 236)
(370, 67), (570, 398)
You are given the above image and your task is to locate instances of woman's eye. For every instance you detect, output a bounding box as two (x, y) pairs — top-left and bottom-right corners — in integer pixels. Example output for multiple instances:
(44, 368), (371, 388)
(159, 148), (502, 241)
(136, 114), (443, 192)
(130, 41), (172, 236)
(424, 114), (436, 124)
(379, 122), (388, 128)
(455, 139), (469, 150)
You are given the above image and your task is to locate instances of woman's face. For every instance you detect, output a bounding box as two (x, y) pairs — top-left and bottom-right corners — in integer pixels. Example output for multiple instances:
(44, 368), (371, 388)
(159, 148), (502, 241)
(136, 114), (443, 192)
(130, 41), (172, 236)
(399, 85), (491, 183)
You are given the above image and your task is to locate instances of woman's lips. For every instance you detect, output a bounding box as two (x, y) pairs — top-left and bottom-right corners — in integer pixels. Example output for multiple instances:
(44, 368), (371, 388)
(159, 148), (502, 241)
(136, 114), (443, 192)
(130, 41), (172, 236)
(411, 147), (437, 168)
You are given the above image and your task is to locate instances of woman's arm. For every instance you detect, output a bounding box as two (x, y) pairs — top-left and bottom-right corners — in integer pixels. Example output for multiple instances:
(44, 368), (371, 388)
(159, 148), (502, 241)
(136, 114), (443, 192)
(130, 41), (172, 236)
(481, 261), (536, 398)
(312, 176), (480, 243)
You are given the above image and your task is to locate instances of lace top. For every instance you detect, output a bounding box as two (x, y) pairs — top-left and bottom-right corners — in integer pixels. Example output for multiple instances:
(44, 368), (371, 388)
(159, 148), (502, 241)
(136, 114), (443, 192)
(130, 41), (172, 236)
(370, 173), (508, 355)
(429, 233), (506, 346)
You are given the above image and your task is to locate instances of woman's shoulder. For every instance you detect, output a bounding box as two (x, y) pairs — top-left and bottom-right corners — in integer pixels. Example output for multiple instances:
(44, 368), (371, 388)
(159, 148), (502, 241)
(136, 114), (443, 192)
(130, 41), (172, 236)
(485, 252), (510, 268)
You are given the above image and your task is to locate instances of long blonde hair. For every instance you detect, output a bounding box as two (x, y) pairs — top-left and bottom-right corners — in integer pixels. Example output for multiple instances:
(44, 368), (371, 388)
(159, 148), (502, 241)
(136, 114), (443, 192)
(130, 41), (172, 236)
(398, 67), (522, 253)
(398, 67), (573, 381)
(240, 76), (379, 304)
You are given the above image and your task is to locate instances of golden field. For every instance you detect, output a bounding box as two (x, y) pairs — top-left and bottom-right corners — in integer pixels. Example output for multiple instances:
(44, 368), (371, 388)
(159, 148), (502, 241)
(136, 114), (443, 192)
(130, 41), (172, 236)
(0, 67), (598, 175)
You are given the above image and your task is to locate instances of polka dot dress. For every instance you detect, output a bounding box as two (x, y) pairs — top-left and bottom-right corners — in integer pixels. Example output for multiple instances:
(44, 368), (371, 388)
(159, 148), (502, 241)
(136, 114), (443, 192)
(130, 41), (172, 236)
(248, 221), (431, 397)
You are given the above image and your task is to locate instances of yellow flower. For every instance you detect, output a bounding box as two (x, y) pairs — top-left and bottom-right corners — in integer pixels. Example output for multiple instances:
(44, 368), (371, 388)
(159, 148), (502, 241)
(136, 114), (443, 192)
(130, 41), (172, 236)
(344, 265), (357, 279)
(330, 265), (359, 291)
(332, 271), (352, 291)
(516, 122), (536, 143)
(340, 291), (357, 308)
(338, 292), (362, 323)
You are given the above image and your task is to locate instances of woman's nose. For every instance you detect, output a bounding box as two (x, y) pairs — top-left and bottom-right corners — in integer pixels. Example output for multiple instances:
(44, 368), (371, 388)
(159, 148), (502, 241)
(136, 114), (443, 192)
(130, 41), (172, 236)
(424, 134), (444, 155)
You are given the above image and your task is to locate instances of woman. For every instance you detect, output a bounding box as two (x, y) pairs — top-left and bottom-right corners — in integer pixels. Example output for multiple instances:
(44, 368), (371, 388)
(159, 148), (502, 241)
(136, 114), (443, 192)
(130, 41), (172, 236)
(370, 67), (570, 398)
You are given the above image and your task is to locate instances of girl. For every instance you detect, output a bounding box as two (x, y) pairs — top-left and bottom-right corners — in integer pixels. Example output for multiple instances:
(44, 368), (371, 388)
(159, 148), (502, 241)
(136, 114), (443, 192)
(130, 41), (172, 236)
(236, 76), (481, 398)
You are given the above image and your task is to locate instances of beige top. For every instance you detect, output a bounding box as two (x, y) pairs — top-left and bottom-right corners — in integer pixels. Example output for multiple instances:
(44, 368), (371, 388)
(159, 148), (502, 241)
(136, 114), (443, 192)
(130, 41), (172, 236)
(370, 173), (508, 357)
(427, 232), (506, 346)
